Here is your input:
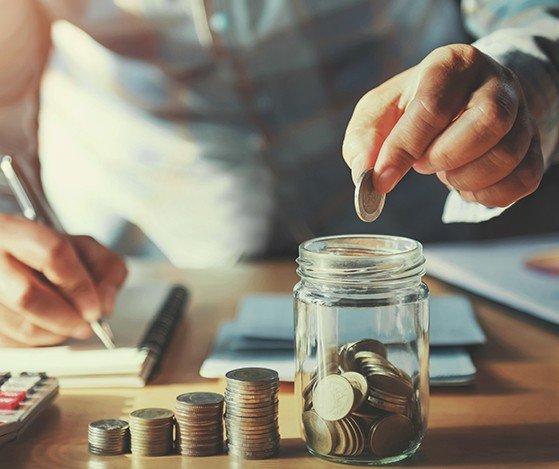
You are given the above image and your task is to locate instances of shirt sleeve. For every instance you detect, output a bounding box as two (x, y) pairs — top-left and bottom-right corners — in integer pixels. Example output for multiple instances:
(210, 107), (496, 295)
(462, 0), (559, 169)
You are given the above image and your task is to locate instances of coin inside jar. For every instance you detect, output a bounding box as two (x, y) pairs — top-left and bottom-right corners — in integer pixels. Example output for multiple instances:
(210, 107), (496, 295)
(313, 375), (355, 421)
(354, 168), (385, 222)
(368, 414), (414, 457)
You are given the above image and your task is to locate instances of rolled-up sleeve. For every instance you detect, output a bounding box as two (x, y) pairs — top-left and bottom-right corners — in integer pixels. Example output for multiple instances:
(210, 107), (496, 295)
(462, 0), (559, 168)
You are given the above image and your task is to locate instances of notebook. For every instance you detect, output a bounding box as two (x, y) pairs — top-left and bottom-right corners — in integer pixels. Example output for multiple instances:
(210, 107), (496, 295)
(425, 234), (559, 325)
(200, 294), (485, 386)
(0, 284), (188, 388)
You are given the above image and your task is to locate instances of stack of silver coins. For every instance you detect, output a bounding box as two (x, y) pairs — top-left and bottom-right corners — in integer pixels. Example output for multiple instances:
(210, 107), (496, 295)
(88, 419), (130, 455)
(129, 408), (174, 456)
(175, 392), (224, 456)
(224, 367), (280, 459)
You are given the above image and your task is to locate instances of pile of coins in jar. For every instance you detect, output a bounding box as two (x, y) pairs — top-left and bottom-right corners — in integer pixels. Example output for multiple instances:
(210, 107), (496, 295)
(302, 339), (417, 459)
(87, 367), (280, 459)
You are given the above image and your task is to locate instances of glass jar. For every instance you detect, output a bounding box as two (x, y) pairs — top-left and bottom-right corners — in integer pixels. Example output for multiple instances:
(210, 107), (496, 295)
(294, 235), (429, 465)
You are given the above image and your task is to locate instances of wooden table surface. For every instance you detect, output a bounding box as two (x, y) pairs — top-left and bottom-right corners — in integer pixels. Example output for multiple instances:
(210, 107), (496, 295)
(1, 260), (558, 469)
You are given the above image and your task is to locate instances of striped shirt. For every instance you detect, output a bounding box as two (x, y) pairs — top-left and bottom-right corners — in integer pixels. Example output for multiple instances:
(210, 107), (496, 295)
(0, 0), (558, 266)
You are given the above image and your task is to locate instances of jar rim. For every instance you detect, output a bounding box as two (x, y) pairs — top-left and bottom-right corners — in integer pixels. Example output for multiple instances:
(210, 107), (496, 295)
(299, 234), (421, 259)
(297, 234), (425, 287)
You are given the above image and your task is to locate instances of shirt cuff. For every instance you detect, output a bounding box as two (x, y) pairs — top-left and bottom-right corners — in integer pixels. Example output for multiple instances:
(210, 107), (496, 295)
(442, 190), (510, 224)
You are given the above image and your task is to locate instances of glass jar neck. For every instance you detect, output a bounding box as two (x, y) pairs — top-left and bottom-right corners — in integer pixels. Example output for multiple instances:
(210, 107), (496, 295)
(296, 235), (426, 294)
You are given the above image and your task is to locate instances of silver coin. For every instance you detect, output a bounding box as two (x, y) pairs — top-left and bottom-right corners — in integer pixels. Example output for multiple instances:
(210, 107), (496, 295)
(176, 392), (224, 406)
(226, 368), (279, 384)
(354, 168), (385, 222)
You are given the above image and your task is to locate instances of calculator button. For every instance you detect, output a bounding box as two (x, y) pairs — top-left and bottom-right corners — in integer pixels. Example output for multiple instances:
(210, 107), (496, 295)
(0, 397), (19, 410)
(0, 391), (26, 403)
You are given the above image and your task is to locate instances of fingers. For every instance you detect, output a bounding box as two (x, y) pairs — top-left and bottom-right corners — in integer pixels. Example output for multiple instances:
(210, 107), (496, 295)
(0, 216), (101, 321)
(71, 236), (128, 316)
(414, 67), (520, 174)
(0, 251), (92, 339)
(460, 137), (543, 207)
(373, 45), (483, 193)
(342, 69), (409, 184)
(439, 106), (532, 191)
(0, 305), (66, 346)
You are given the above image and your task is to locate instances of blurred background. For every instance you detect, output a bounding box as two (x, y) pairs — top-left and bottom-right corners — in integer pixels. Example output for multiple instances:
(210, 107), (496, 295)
(0, 0), (558, 268)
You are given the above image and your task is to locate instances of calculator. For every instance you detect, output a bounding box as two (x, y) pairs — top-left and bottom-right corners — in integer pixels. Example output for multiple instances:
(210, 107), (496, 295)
(0, 372), (59, 446)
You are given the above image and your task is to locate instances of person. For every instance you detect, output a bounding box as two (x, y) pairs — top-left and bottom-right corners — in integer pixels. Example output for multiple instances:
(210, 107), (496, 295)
(0, 0), (557, 347)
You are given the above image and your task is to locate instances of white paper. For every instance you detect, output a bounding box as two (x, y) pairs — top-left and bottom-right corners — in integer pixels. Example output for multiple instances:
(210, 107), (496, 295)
(425, 234), (559, 325)
(0, 283), (171, 381)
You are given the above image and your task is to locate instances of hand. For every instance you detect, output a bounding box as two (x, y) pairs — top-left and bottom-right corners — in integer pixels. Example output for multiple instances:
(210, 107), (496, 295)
(0, 215), (127, 346)
(343, 44), (544, 208)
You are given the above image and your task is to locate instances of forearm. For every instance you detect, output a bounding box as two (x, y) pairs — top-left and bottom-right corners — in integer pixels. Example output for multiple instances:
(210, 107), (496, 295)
(0, 0), (51, 185)
(463, 0), (559, 168)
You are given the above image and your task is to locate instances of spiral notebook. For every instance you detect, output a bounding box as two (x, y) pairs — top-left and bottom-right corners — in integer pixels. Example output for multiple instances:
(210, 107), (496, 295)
(0, 284), (188, 388)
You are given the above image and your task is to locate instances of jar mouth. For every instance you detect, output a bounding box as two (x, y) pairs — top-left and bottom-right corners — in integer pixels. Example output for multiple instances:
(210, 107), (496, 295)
(297, 235), (425, 287)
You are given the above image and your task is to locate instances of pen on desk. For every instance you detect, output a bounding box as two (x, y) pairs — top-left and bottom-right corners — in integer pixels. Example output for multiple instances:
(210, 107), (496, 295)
(0, 154), (116, 349)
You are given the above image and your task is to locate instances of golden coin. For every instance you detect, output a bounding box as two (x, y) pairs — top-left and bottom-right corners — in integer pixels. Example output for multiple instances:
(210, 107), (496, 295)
(302, 411), (337, 455)
(368, 414), (414, 457)
(313, 375), (355, 421)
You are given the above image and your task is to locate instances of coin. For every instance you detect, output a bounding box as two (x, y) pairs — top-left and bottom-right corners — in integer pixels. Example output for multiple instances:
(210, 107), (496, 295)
(368, 414), (414, 457)
(225, 367), (280, 459)
(129, 408), (174, 456)
(226, 368), (279, 384)
(313, 375), (355, 421)
(301, 337), (420, 460)
(354, 168), (385, 222)
(341, 372), (368, 408)
(177, 392), (224, 407)
(175, 392), (224, 456)
(88, 419), (130, 455)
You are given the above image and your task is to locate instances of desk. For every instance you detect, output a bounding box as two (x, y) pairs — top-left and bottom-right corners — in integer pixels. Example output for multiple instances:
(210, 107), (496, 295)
(1, 260), (558, 469)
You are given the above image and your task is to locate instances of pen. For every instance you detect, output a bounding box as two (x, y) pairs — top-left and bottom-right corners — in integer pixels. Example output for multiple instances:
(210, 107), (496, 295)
(0, 155), (116, 349)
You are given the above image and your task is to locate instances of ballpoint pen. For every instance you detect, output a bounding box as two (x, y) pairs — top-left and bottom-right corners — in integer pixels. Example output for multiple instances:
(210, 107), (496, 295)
(0, 154), (116, 349)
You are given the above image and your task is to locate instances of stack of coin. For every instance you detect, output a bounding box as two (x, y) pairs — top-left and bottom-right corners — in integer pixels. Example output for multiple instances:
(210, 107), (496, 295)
(175, 392), (224, 456)
(302, 339), (417, 459)
(88, 419), (130, 455)
(129, 408), (174, 456)
(224, 367), (280, 459)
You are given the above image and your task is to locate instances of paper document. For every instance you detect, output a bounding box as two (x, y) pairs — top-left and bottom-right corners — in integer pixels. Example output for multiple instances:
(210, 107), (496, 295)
(0, 284), (175, 388)
(201, 294), (484, 386)
(425, 234), (559, 325)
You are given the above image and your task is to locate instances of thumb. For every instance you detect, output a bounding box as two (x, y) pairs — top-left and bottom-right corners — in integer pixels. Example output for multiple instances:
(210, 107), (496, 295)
(342, 70), (410, 185)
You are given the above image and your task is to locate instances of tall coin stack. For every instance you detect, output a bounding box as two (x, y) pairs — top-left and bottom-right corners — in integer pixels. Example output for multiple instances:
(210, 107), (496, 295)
(88, 419), (130, 455)
(224, 367), (280, 459)
(129, 408), (174, 456)
(175, 392), (224, 456)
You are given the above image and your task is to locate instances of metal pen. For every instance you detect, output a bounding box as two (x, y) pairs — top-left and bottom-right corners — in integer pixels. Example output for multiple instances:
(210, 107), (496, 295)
(0, 155), (116, 349)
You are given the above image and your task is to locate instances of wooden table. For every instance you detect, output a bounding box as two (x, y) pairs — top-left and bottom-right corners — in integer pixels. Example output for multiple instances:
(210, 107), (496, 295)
(1, 260), (558, 469)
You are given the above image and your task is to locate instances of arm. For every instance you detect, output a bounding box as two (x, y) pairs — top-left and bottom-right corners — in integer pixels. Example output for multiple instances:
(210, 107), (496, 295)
(463, 0), (559, 168)
(342, 1), (559, 209)
(0, 2), (127, 346)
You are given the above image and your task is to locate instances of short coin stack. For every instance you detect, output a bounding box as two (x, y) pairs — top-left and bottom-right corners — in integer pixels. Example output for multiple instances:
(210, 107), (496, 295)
(302, 339), (416, 459)
(129, 408), (174, 456)
(175, 392), (224, 456)
(224, 367), (280, 459)
(88, 419), (130, 455)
